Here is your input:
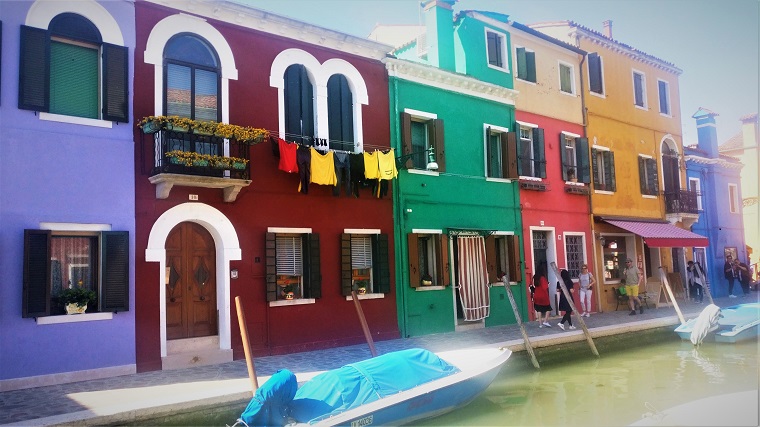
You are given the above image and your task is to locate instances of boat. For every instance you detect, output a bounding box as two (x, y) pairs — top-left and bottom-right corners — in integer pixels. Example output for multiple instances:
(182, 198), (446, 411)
(674, 302), (760, 344)
(234, 346), (511, 426)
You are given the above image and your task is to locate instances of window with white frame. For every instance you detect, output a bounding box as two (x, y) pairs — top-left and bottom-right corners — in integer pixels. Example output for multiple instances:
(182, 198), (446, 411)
(633, 70), (647, 108)
(728, 184), (739, 213)
(164, 34), (220, 121)
(559, 62), (575, 94)
(407, 232), (449, 288)
(638, 156), (659, 196)
(19, 13), (129, 122)
(658, 79), (671, 115)
(689, 177), (702, 210)
(400, 110), (445, 172)
(485, 29), (507, 71)
(517, 124), (545, 178)
(266, 231), (321, 301)
(22, 229), (129, 318)
(485, 125), (517, 179)
(592, 147), (616, 192)
(560, 132), (590, 183)
(340, 233), (390, 296)
(588, 52), (604, 95)
(565, 235), (584, 279)
(327, 74), (354, 151)
(515, 46), (536, 83)
(485, 234), (521, 284)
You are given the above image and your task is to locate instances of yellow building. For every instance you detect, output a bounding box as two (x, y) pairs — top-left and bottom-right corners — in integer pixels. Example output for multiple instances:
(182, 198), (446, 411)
(533, 20), (707, 312)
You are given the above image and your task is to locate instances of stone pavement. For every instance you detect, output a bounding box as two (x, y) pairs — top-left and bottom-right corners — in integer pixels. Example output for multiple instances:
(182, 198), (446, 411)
(0, 294), (755, 426)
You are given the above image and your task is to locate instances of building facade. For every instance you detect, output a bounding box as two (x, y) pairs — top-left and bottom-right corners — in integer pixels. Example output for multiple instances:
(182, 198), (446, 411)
(133, 0), (398, 372)
(685, 108), (748, 297)
(1, 0), (136, 390)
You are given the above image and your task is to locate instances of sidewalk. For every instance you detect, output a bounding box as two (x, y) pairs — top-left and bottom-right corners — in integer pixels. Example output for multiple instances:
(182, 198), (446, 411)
(0, 295), (753, 426)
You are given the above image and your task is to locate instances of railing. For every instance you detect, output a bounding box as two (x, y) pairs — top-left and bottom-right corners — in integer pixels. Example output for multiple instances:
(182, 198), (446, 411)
(664, 189), (699, 215)
(150, 129), (251, 180)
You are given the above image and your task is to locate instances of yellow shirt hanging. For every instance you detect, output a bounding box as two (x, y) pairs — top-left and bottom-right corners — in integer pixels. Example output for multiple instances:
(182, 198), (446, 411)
(310, 147), (337, 186)
(363, 151), (380, 180)
(377, 148), (398, 180)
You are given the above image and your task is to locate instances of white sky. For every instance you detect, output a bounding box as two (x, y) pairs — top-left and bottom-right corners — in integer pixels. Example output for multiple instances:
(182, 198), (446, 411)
(239, 0), (759, 145)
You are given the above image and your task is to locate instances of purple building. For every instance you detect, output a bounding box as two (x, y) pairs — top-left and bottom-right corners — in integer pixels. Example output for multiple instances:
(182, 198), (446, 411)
(0, 0), (135, 391)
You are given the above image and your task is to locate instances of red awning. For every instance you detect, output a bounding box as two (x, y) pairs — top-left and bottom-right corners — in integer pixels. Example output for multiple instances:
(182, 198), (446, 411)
(604, 219), (709, 247)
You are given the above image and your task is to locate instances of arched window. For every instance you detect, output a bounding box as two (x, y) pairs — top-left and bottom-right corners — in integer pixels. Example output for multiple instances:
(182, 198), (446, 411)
(284, 64), (314, 145)
(327, 74), (354, 151)
(661, 141), (680, 194)
(164, 34), (220, 121)
(19, 12), (128, 122)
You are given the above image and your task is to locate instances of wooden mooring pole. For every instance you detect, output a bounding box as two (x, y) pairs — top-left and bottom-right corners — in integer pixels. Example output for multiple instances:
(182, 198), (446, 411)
(550, 262), (599, 357)
(235, 296), (259, 394)
(502, 279), (540, 369)
(352, 290), (378, 357)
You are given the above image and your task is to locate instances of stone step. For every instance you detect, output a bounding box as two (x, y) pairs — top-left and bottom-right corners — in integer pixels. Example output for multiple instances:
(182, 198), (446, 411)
(161, 348), (233, 371)
(166, 336), (219, 354)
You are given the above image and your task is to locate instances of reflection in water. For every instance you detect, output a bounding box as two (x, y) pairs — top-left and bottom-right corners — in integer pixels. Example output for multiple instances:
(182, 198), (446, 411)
(417, 332), (758, 426)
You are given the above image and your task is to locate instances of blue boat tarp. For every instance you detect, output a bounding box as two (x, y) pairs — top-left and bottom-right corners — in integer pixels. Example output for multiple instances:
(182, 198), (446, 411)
(240, 369), (298, 426)
(289, 348), (460, 423)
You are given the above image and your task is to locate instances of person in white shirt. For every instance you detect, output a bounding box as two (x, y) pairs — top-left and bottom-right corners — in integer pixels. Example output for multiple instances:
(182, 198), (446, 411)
(577, 264), (596, 317)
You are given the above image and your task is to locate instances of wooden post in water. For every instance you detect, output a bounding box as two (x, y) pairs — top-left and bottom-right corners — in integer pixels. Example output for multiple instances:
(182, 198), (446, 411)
(235, 296), (259, 394)
(502, 278), (540, 369)
(659, 267), (686, 324)
(550, 262), (599, 357)
(352, 290), (378, 357)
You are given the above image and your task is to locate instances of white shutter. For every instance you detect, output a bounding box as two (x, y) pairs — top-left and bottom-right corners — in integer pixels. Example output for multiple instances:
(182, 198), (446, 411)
(276, 235), (302, 275)
(351, 236), (372, 269)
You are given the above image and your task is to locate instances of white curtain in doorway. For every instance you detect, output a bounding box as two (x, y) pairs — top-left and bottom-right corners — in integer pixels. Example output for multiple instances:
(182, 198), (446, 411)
(457, 235), (490, 321)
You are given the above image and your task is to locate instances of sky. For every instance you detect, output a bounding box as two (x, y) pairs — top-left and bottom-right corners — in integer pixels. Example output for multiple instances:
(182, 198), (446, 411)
(239, 0), (759, 145)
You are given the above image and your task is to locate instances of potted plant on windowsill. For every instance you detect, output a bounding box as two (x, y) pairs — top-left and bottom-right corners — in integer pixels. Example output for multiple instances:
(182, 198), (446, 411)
(421, 274), (433, 286)
(354, 279), (369, 295)
(283, 284), (299, 300)
(567, 167), (577, 182)
(58, 281), (96, 315)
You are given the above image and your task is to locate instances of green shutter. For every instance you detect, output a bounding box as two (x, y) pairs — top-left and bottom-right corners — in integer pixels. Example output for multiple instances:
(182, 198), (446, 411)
(407, 234), (420, 288)
(18, 25), (50, 112)
(102, 43), (129, 123)
(576, 137), (590, 183)
(50, 41), (98, 118)
(647, 158), (659, 195)
(433, 119), (445, 172)
(516, 47), (526, 80)
(533, 127), (546, 179)
(501, 132), (517, 179)
(607, 151), (616, 192)
(560, 133), (569, 181)
(373, 234), (391, 294)
(23, 230), (51, 318)
(305, 234), (321, 299)
(526, 51), (536, 82)
(638, 157), (647, 194)
(101, 231), (129, 312)
(592, 149), (600, 187)
(265, 233), (277, 302)
(400, 112), (413, 169)
(341, 234), (353, 296)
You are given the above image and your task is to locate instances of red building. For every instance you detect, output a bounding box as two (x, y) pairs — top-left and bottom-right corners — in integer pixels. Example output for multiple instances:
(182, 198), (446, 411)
(133, 0), (397, 372)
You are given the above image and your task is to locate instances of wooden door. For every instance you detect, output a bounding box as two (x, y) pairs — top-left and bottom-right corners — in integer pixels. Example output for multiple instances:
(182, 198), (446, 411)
(165, 222), (217, 340)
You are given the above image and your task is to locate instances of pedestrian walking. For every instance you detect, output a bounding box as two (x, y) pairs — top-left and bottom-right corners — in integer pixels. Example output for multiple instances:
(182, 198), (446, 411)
(734, 259), (751, 297)
(725, 254), (738, 297)
(557, 269), (576, 330)
(622, 258), (644, 315)
(532, 266), (553, 328)
(687, 260), (705, 303)
(577, 264), (595, 317)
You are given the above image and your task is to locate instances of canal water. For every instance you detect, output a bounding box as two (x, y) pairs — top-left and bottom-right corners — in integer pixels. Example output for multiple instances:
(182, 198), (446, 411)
(141, 328), (758, 426)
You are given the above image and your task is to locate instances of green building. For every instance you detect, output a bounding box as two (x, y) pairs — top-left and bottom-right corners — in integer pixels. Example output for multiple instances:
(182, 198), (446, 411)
(374, 1), (524, 337)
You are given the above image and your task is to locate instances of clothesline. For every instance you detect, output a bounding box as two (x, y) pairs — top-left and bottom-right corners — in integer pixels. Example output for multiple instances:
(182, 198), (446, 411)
(266, 129), (392, 152)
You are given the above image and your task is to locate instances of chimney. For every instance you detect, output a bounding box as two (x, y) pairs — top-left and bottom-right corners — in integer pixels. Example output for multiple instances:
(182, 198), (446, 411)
(421, 0), (456, 71)
(740, 113), (759, 149)
(692, 108), (720, 158)
(602, 20), (613, 38)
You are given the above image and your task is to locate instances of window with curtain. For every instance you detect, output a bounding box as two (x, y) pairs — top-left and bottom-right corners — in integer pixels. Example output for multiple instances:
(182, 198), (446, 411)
(351, 236), (373, 291)
(266, 232), (321, 302)
(275, 234), (303, 300)
(327, 74), (354, 151)
(164, 34), (220, 121)
(18, 13), (129, 122)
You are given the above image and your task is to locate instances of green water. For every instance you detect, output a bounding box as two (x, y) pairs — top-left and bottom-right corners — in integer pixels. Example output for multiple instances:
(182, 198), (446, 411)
(136, 329), (759, 426)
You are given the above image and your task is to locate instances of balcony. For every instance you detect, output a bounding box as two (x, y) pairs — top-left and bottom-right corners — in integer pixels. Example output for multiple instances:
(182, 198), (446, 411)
(664, 189), (700, 227)
(145, 129), (252, 202)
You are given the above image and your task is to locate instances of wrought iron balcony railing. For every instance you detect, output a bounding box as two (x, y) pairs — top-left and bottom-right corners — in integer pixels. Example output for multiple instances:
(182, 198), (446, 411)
(664, 189), (699, 215)
(150, 129), (251, 180)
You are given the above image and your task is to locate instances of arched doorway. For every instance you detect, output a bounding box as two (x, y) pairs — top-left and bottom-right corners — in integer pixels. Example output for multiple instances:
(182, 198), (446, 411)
(165, 222), (217, 340)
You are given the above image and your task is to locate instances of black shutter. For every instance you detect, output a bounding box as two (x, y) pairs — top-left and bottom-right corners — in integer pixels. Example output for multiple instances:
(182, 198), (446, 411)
(101, 231), (129, 312)
(301, 66), (314, 142)
(505, 132), (518, 179)
(647, 158), (659, 194)
(588, 53), (602, 94)
(401, 112), (413, 169)
(576, 137), (590, 183)
(265, 233), (277, 302)
(23, 230), (51, 318)
(19, 25), (50, 112)
(373, 234), (391, 294)
(533, 127), (546, 178)
(305, 233), (321, 299)
(607, 151), (616, 192)
(433, 118), (445, 172)
(102, 43), (129, 123)
(340, 233), (352, 296)
(526, 51), (536, 82)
